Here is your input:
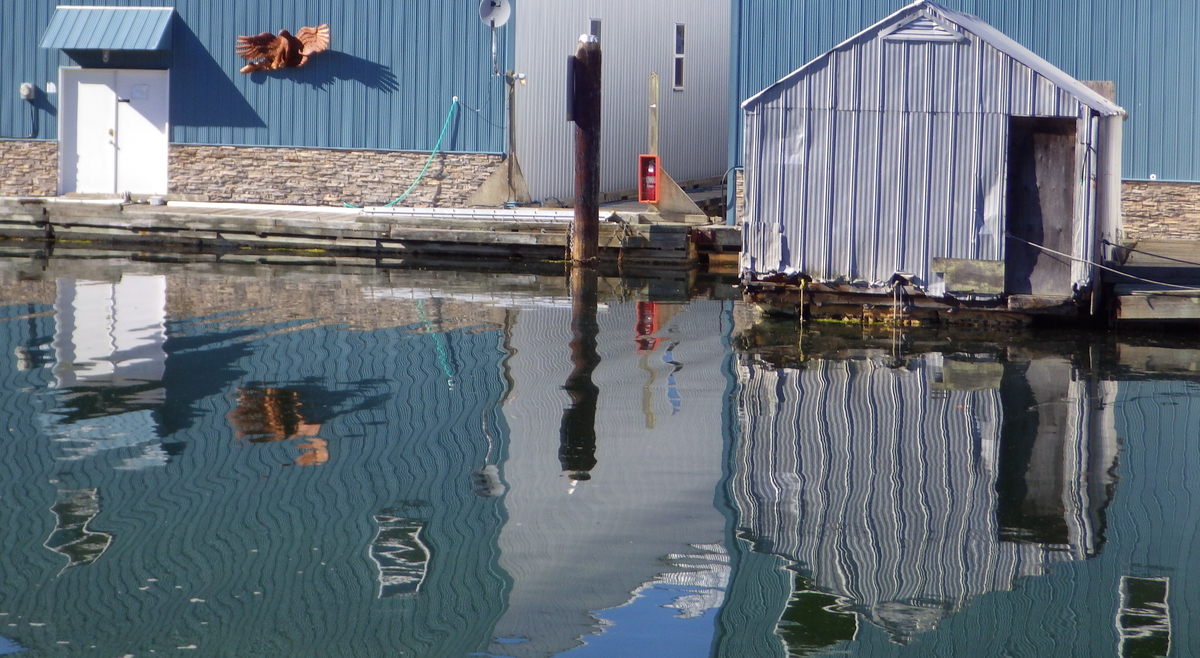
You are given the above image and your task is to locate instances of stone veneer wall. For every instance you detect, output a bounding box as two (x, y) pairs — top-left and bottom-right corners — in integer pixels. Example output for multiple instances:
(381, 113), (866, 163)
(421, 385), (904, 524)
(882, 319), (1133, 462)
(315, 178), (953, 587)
(1122, 181), (1200, 241)
(0, 140), (58, 197)
(169, 145), (503, 207)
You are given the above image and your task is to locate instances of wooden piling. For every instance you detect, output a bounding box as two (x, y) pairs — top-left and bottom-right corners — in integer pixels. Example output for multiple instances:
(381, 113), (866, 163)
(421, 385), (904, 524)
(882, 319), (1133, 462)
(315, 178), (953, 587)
(571, 36), (602, 265)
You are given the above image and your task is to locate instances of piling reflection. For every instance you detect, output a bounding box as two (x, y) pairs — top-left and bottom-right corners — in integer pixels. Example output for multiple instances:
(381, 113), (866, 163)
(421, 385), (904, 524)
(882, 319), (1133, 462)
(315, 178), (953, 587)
(559, 267), (601, 482)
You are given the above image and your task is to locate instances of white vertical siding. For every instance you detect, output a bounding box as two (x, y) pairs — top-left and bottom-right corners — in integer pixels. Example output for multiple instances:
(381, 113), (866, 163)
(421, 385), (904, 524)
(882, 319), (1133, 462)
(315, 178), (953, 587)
(515, 0), (730, 201)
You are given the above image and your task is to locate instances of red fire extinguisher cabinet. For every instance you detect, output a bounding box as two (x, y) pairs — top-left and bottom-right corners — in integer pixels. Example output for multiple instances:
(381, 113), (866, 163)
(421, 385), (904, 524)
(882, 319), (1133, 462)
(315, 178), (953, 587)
(637, 154), (660, 204)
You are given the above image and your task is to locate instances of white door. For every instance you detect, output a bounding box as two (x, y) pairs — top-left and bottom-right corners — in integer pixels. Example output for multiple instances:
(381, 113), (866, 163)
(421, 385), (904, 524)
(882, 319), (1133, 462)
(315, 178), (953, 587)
(59, 68), (169, 195)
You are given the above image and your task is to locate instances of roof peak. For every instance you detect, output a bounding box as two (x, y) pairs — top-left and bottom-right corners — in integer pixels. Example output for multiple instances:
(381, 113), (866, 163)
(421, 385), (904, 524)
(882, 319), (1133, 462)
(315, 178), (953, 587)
(742, 1), (1125, 118)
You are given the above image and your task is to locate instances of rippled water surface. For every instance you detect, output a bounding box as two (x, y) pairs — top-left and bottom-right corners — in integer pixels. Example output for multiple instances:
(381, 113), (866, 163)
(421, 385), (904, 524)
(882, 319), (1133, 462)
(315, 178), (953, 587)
(0, 255), (1197, 657)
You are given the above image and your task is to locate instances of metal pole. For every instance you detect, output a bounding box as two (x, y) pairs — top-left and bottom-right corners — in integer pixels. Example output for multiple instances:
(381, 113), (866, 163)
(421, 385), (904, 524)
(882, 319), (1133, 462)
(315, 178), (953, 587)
(571, 35), (601, 265)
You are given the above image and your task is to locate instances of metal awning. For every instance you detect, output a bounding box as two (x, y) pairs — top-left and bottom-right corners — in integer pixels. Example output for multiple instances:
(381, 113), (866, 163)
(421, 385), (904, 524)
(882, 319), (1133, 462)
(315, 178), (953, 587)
(40, 6), (174, 51)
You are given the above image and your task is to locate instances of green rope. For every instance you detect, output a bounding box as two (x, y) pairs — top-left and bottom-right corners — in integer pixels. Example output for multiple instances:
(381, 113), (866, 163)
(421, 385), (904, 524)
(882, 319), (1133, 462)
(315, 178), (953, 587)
(344, 98), (459, 209)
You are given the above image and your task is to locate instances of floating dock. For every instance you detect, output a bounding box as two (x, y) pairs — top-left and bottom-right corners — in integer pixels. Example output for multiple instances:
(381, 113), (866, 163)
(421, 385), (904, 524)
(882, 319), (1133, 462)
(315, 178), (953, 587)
(1110, 239), (1200, 323)
(0, 197), (741, 267)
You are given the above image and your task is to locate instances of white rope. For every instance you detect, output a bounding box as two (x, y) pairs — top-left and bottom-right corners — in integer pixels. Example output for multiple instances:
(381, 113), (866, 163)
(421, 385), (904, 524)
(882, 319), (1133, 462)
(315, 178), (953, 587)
(1006, 233), (1200, 293)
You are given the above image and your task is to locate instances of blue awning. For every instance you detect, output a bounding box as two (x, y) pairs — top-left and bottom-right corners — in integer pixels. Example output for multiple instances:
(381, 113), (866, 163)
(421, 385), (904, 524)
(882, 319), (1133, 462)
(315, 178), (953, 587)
(40, 6), (174, 51)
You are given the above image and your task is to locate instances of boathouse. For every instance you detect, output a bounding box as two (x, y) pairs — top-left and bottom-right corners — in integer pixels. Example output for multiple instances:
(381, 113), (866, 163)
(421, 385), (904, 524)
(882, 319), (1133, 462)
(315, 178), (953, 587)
(726, 0), (1200, 243)
(739, 1), (1126, 316)
(0, 1), (730, 208)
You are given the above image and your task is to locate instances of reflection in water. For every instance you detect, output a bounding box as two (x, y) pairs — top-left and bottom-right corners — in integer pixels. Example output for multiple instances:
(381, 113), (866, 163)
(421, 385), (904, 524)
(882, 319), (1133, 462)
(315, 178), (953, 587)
(42, 274), (174, 469)
(45, 488), (111, 571)
(370, 511), (430, 598)
(493, 298), (731, 658)
(777, 574), (857, 657)
(1118, 576), (1170, 658)
(732, 348), (1119, 644)
(0, 635), (26, 656)
(6, 257), (1200, 657)
(227, 386), (330, 465)
(228, 387), (323, 443)
(996, 358), (1118, 555)
(559, 268), (601, 482)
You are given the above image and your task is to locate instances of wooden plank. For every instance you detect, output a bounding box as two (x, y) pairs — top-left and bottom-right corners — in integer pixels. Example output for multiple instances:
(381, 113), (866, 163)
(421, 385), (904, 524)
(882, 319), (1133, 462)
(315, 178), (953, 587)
(1117, 292), (1200, 320)
(1118, 345), (1200, 375)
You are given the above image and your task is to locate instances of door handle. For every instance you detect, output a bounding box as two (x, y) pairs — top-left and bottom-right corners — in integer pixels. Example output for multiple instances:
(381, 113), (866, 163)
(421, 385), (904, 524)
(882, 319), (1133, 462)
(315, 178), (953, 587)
(117, 98), (131, 103)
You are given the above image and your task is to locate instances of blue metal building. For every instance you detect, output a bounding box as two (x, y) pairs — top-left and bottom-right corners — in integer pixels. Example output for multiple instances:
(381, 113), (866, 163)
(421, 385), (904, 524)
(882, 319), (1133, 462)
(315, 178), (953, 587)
(0, 1), (513, 203)
(729, 0), (1200, 184)
(1, 0), (508, 152)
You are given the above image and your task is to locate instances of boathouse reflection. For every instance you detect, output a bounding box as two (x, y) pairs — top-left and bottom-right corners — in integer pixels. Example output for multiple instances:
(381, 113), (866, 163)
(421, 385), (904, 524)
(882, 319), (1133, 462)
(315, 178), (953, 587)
(730, 346), (1118, 645)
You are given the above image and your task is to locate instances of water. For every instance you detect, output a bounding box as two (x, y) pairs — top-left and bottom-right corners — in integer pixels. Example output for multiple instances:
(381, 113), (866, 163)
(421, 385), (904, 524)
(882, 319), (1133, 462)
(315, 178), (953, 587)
(0, 254), (1196, 657)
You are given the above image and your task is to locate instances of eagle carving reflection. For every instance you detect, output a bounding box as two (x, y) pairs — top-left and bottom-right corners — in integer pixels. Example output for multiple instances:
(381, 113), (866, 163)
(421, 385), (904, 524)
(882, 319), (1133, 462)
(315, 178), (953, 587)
(236, 24), (330, 74)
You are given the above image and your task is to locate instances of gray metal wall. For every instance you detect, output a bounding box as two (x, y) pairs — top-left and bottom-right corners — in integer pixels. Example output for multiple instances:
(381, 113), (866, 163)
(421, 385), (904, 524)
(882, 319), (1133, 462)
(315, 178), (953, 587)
(514, 0), (730, 202)
(740, 4), (1110, 289)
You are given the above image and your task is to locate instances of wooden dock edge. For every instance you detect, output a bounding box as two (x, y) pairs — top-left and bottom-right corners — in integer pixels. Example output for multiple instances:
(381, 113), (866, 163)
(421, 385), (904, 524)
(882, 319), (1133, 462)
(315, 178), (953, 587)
(0, 198), (741, 268)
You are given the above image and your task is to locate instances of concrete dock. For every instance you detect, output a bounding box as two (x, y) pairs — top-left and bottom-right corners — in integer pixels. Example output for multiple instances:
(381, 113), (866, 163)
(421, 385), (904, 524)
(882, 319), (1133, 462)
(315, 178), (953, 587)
(0, 196), (741, 267)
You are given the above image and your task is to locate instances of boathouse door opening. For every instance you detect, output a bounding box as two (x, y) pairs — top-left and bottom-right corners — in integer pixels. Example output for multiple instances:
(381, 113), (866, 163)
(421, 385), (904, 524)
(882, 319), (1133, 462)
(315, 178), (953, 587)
(58, 68), (169, 196)
(1004, 116), (1076, 297)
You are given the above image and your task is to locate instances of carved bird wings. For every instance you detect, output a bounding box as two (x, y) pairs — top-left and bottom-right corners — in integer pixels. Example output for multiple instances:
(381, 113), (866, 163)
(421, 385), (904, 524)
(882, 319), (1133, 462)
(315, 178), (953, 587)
(236, 24), (330, 74)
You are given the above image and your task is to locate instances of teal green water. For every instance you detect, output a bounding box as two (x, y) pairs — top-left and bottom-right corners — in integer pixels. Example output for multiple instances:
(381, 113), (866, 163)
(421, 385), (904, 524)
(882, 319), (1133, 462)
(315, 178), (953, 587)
(0, 258), (1197, 657)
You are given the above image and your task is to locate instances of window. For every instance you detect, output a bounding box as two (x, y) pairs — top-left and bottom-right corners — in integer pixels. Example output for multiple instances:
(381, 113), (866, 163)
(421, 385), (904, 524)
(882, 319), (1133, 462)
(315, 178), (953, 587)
(673, 24), (685, 90)
(589, 19), (601, 43)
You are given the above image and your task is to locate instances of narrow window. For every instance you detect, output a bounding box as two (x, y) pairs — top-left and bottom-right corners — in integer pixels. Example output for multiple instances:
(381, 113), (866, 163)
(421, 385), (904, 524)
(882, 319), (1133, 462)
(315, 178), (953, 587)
(589, 19), (601, 43)
(672, 24), (685, 90)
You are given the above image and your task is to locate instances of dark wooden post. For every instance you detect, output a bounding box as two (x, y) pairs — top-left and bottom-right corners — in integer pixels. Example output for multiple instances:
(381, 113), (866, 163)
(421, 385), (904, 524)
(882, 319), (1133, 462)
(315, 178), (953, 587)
(571, 36), (601, 265)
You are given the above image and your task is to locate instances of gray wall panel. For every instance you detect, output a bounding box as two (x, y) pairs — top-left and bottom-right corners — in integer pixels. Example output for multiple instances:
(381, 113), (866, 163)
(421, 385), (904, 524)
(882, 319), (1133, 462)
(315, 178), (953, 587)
(514, 0), (730, 201)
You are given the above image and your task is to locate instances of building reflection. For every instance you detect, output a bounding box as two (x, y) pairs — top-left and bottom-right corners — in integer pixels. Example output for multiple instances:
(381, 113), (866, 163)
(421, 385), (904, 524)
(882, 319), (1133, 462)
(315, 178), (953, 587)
(45, 488), (112, 572)
(730, 345), (1118, 646)
(47, 275), (175, 470)
(227, 386), (329, 466)
(491, 299), (733, 658)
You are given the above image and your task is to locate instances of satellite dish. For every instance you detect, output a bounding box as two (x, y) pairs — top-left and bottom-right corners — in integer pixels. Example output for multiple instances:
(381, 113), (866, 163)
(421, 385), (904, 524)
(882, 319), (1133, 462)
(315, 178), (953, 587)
(478, 0), (511, 28)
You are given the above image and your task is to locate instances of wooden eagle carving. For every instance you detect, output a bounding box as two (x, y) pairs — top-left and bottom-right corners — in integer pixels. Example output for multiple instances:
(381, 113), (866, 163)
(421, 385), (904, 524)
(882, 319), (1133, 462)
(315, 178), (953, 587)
(236, 24), (330, 74)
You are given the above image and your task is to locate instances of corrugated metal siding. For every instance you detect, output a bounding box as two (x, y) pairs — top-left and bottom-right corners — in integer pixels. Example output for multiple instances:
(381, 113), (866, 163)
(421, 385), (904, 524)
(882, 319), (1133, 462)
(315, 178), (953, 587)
(2, 0), (508, 152)
(730, 353), (1103, 641)
(730, 0), (1200, 182)
(740, 8), (1104, 288)
(40, 7), (173, 50)
(514, 0), (730, 201)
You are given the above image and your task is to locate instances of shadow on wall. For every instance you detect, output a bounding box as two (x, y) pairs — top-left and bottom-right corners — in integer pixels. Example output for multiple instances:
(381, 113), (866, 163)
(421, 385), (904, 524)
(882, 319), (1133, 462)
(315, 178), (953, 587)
(245, 51), (400, 93)
(170, 19), (264, 129)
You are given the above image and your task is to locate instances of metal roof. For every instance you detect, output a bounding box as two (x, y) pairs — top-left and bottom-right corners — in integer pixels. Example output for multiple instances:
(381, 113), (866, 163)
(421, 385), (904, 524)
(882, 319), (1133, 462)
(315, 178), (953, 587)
(743, 0), (1125, 118)
(39, 6), (174, 51)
